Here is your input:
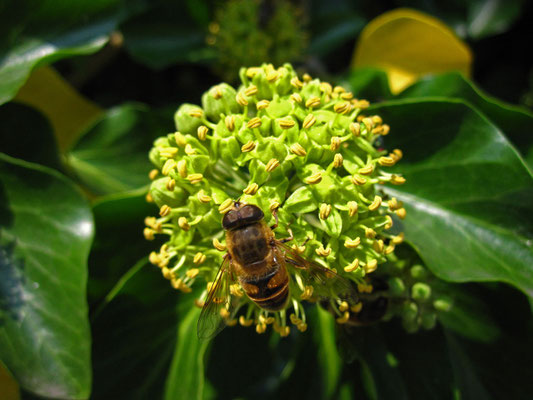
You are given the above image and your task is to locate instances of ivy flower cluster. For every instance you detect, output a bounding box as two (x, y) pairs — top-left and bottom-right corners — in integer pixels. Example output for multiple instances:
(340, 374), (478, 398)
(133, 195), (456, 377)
(144, 63), (408, 337)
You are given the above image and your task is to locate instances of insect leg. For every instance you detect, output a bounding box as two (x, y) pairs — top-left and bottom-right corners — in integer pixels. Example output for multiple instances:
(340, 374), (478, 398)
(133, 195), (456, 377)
(270, 206), (279, 230)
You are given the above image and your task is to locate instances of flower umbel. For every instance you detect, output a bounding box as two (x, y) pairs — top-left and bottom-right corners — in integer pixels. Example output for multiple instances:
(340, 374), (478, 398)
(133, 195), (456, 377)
(146, 63), (407, 337)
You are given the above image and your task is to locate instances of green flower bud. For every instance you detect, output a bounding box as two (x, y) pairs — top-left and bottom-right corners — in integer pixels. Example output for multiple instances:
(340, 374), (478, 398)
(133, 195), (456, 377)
(402, 301), (419, 322)
(174, 104), (204, 135)
(411, 282), (432, 302)
(388, 277), (406, 296)
(410, 264), (428, 280)
(150, 178), (187, 208)
(420, 312), (437, 330)
(433, 296), (453, 312)
(202, 83), (240, 122)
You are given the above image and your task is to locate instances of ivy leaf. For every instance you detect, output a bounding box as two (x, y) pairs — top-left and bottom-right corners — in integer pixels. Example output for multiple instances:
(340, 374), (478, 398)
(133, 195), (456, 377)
(66, 104), (172, 196)
(0, 1), (122, 105)
(371, 99), (533, 297)
(0, 153), (93, 399)
(398, 72), (533, 170)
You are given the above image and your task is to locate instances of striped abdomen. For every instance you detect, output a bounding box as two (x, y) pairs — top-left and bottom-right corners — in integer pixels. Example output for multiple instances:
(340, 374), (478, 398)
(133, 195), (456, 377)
(239, 261), (289, 311)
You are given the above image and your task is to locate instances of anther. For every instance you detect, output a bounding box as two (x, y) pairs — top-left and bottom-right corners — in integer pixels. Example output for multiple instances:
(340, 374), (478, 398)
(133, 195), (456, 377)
(186, 173), (203, 184)
(256, 99), (270, 110)
(241, 141), (256, 152)
(333, 153), (343, 168)
(368, 196), (382, 211)
(218, 198), (233, 214)
(344, 237), (361, 249)
(213, 238), (226, 251)
(162, 159), (176, 176)
(304, 172), (322, 184)
(319, 203), (331, 220)
(247, 117), (262, 129)
(177, 160), (187, 178)
(197, 126), (208, 141)
(243, 182), (259, 195)
(302, 113), (316, 129)
(159, 205), (171, 217)
(290, 143), (307, 157)
(193, 253), (206, 265)
(265, 158), (280, 172)
(178, 217), (190, 231)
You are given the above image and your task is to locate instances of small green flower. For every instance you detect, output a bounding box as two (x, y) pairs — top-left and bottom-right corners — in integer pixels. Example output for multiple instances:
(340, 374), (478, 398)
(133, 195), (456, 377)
(145, 63), (409, 337)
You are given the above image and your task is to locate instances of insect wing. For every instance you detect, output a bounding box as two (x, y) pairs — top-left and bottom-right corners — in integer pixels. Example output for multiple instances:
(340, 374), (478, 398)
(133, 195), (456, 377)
(277, 241), (359, 305)
(197, 257), (235, 340)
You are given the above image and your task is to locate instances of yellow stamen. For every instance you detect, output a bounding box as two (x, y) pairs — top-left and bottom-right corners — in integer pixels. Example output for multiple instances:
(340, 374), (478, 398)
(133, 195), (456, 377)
(302, 73), (312, 82)
(174, 132), (186, 147)
(166, 178), (176, 191)
(390, 175), (406, 185)
(143, 227), (155, 241)
(304, 172), (322, 184)
(365, 259), (378, 273)
(218, 198), (233, 214)
(210, 86), (222, 99)
(368, 195), (382, 211)
(178, 217), (190, 231)
(351, 175), (367, 186)
(365, 227), (376, 238)
(378, 156), (396, 167)
(213, 238), (226, 251)
(149, 251), (160, 265)
(159, 205), (171, 217)
(320, 82), (332, 94)
(149, 169), (159, 180)
(236, 92), (248, 106)
(247, 117), (262, 129)
(392, 233), (405, 245)
(265, 158), (280, 172)
(348, 201), (358, 216)
(334, 101), (352, 114)
(300, 285), (314, 300)
(186, 173), (203, 184)
(241, 140), (256, 152)
(159, 147), (179, 158)
(197, 190), (212, 203)
(339, 301), (349, 312)
(333, 153), (343, 168)
(290, 143), (307, 157)
(186, 268), (200, 278)
(188, 109), (203, 118)
(177, 160), (187, 178)
(395, 208), (407, 219)
(344, 259), (359, 272)
(305, 96), (321, 108)
(244, 85), (258, 96)
(246, 67), (261, 78)
(243, 182), (259, 195)
(351, 303), (363, 313)
(330, 136), (341, 151)
(350, 122), (361, 136)
(162, 159), (176, 176)
(266, 70), (279, 82)
(193, 253), (206, 265)
(239, 316), (254, 327)
(184, 144), (196, 155)
(384, 244), (395, 255)
(290, 77), (303, 89)
(340, 92), (354, 100)
(373, 240), (384, 253)
(359, 164), (374, 175)
(256, 323), (267, 334)
(385, 215), (393, 229)
(336, 311), (350, 324)
(256, 99), (270, 110)
(315, 245), (331, 257)
(195, 299), (205, 308)
(230, 284), (244, 297)
(319, 203), (331, 220)
(302, 113), (316, 129)
(290, 93), (302, 103)
(225, 115), (235, 131)
(344, 237), (361, 249)
(145, 192), (153, 203)
(278, 118), (296, 129)
(269, 200), (280, 212)
(197, 125), (208, 141)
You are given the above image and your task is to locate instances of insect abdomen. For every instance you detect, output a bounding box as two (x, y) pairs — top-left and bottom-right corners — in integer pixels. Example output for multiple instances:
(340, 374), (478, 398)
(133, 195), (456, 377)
(240, 264), (289, 311)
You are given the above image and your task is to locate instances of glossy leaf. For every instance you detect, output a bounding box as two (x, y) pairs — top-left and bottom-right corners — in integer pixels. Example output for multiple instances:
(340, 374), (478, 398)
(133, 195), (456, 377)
(164, 306), (208, 400)
(14, 66), (103, 153)
(0, 1), (122, 105)
(0, 153), (93, 399)
(315, 307), (342, 398)
(351, 8), (472, 94)
(91, 258), (178, 400)
(398, 72), (533, 169)
(371, 99), (533, 297)
(343, 67), (392, 103)
(67, 104), (172, 196)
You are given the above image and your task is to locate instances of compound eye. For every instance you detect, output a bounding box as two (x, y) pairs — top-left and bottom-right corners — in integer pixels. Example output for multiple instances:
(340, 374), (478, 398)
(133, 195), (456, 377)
(222, 210), (239, 230)
(239, 204), (264, 222)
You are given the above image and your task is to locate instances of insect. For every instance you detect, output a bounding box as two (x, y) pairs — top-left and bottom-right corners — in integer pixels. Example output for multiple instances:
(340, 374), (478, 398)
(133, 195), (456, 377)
(197, 201), (359, 340)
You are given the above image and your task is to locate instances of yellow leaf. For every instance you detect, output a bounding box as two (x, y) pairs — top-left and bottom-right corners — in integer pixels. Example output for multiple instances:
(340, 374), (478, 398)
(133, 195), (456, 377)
(14, 66), (103, 152)
(352, 8), (472, 94)
(0, 363), (20, 400)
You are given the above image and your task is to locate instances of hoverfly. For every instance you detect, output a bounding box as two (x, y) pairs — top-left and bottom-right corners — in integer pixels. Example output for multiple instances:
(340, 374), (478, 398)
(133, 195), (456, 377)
(197, 201), (359, 340)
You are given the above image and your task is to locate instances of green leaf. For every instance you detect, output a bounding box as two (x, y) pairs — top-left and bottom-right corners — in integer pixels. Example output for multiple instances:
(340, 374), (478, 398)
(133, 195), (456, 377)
(0, 153), (93, 399)
(67, 104), (172, 196)
(315, 307), (342, 398)
(371, 99), (533, 297)
(91, 258), (178, 400)
(88, 189), (158, 303)
(0, 1), (122, 105)
(164, 306), (209, 400)
(398, 72), (533, 169)
(0, 102), (61, 169)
